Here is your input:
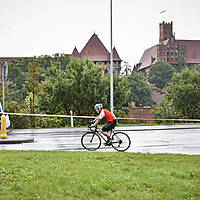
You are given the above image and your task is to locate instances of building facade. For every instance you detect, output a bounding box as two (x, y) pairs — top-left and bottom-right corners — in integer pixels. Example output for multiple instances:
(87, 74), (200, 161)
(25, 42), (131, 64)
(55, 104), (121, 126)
(136, 21), (200, 73)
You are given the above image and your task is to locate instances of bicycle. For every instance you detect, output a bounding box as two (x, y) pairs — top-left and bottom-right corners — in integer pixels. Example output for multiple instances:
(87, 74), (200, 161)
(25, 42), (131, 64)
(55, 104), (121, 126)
(81, 124), (131, 152)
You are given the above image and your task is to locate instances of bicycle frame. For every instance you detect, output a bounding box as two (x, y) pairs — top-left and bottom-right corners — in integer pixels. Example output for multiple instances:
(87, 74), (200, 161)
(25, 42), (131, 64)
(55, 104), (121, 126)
(88, 126), (115, 143)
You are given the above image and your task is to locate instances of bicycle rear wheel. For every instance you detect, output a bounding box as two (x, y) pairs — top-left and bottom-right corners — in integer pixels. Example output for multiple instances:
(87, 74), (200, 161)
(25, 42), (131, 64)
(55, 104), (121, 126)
(81, 132), (101, 151)
(111, 132), (131, 152)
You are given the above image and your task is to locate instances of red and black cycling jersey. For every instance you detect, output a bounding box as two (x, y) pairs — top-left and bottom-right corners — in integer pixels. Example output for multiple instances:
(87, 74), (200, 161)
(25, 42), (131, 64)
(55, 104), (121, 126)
(98, 109), (115, 123)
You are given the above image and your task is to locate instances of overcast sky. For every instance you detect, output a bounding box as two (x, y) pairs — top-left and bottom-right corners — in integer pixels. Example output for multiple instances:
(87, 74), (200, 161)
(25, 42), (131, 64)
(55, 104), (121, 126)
(0, 0), (200, 67)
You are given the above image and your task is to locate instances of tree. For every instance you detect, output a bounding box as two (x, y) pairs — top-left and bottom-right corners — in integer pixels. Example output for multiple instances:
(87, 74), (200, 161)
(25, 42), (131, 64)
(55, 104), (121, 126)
(113, 74), (130, 111)
(25, 59), (44, 126)
(149, 60), (175, 89)
(172, 56), (187, 73)
(121, 61), (132, 76)
(38, 53), (70, 75)
(154, 68), (200, 119)
(128, 71), (154, 107)
(7, 58), (32, 101)
(7, 54), (70, 101)
(193, 64), (200, 72)
(38, 57), (129, 118)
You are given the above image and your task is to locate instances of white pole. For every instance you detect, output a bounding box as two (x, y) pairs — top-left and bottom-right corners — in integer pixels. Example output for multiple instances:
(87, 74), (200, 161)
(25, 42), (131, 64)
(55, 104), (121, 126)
(2, 81), (4, 112)
(110, 0), (114, 114)
(70, 110), (74, 127)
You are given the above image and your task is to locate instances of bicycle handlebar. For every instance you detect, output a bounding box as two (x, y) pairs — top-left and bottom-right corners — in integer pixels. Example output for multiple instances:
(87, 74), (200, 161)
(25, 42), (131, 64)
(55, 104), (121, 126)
(88, 124), (97, 132)
(88, 121), (98, 132)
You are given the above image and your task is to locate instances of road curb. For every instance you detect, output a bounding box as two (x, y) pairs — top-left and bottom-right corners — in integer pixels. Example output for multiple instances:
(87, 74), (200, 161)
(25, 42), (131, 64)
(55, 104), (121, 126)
(0, 136), (34, 144)
(116, 126), (200, 132)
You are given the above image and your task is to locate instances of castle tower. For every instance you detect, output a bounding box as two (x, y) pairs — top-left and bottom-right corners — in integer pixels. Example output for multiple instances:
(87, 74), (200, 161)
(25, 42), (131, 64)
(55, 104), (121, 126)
(159, 21), (173, 43)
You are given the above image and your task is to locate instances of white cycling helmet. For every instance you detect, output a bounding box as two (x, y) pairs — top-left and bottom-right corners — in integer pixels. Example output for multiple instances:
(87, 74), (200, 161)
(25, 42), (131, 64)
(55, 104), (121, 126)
(94, 103), (103, 110)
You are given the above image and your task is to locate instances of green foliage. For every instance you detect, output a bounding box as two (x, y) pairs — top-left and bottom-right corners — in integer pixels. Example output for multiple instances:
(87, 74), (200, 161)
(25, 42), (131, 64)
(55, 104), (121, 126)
(0, 85), (31, 128)
(25, 59), (44, 94)
(149, 60), (175, 89)
(112, 72), (130, 111)
(38, 57), (129, 120)
(6, 54), (70, 102)
(38, 53), (70, 73)
(4, 100), (31, 129)
(4, 54), (71, 128)
(193, 64), (200, 72)
(7, 58), (32, 101)
(154, 68), (200, 119)
(173, 56), (187, 73)
(24, 59), (45, 127)
(128, 71), (154, 107)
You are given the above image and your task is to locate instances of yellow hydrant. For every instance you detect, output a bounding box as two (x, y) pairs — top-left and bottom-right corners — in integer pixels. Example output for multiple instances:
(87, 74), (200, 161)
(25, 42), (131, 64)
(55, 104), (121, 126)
(1, 115), (7, 138)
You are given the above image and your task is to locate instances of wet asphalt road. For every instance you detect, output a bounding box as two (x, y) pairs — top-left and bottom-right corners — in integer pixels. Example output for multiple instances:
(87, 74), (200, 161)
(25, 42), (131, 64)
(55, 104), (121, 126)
(0, 125), (200, 155)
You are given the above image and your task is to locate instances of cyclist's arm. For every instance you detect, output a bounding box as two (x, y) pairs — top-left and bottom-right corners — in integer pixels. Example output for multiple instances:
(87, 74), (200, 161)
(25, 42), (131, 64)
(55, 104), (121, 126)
(94, 118), (101, 127)
(93, 110), (104, 126)
(93, 116), (99, 122)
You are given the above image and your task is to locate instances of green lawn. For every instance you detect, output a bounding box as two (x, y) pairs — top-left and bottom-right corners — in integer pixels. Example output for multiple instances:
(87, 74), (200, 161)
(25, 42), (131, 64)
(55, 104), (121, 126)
(0, 151), (199, 200)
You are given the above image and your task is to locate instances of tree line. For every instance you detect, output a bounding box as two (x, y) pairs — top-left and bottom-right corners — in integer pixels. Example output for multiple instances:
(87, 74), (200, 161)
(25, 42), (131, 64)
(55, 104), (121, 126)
(1, 55), (200, 128)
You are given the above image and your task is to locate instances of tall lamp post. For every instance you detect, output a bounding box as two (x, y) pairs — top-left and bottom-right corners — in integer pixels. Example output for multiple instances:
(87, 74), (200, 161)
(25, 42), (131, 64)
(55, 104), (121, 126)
(1, 61), (8, 112)
(110, 0), (114, 114)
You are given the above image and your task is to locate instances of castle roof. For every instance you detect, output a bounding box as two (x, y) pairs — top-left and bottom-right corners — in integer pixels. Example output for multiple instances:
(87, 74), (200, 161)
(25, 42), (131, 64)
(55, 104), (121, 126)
(0, 57), (26, 63)
(80, 33), (110, 61)
(137, 45), (158, 71)
(113, 47), (121, 61)
(179, 40), (200, 63)
(72, 33), (121, 62)
(72, 46), (81, 58)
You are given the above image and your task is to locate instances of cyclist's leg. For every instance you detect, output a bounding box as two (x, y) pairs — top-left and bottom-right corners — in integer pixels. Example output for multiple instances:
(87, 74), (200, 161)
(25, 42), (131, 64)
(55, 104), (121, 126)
(101, 122), (114, 140)
(101, 130), (110, 140)
(113, 119), (117, 129)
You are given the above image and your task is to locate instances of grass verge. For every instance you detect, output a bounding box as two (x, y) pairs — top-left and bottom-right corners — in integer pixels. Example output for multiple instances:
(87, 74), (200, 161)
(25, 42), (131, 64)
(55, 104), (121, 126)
(0, 151), (200, 200)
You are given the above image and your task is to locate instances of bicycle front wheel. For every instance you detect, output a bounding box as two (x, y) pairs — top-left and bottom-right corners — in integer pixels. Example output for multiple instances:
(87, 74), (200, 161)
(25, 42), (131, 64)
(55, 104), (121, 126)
(111, 132), (131, 152)
(81, 132), (101, 151)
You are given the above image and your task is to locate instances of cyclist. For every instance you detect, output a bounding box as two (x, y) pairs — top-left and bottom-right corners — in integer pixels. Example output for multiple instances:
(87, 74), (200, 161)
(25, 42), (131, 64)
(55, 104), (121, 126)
(92, 103), (117, 145)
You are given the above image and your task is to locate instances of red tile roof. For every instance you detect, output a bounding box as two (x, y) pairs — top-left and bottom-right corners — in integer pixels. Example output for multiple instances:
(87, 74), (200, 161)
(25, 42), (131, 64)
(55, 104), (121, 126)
(0, 57), (26, 63)
(113, 47), (121, 61)
(179, 40), (200, 63)
(138, 45), (158, 71)
(72, 33), (121, 62)
(80, 33), (110, 61)
(72, 46), (81, 58)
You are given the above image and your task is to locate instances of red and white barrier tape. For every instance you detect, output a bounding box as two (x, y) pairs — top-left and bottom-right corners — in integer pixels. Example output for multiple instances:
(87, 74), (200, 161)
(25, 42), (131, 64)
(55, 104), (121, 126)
(4, 112), (200, 122)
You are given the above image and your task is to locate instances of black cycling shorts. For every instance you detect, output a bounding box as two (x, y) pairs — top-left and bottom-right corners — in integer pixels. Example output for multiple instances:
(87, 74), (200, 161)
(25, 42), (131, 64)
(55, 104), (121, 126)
(102, 119), (117, 132)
